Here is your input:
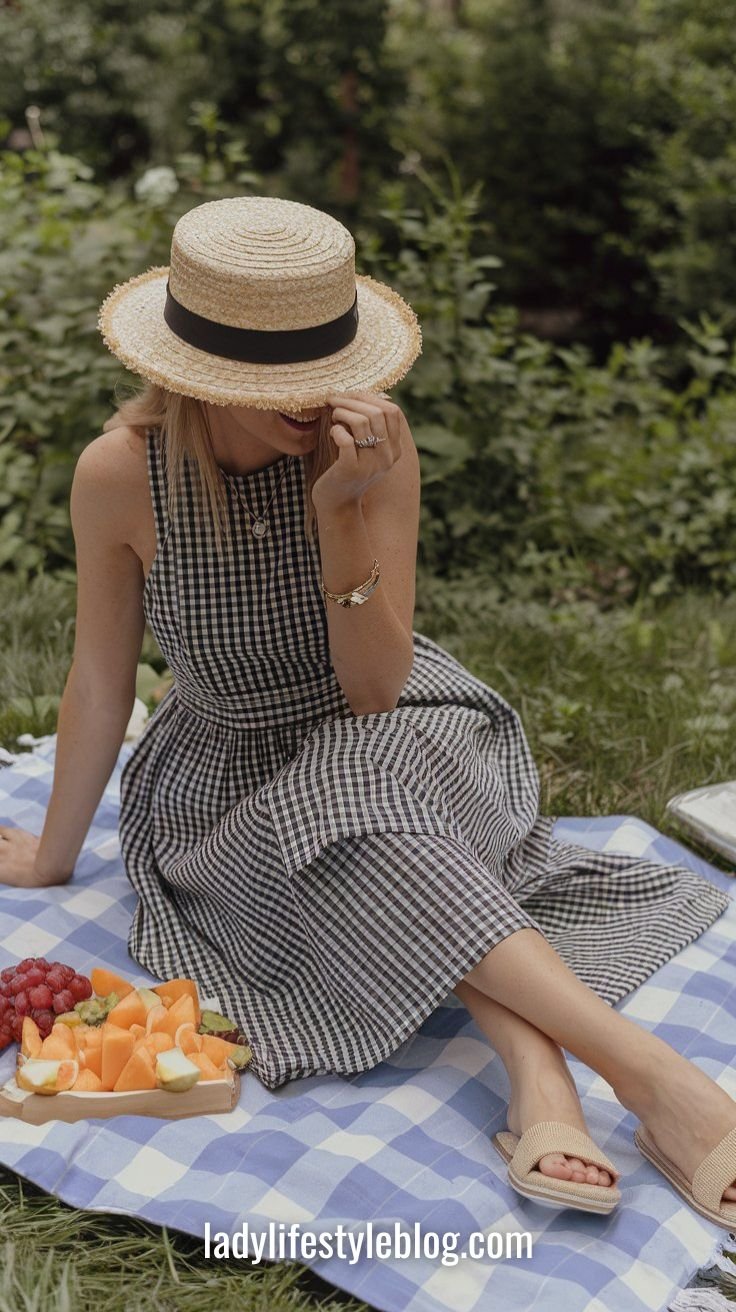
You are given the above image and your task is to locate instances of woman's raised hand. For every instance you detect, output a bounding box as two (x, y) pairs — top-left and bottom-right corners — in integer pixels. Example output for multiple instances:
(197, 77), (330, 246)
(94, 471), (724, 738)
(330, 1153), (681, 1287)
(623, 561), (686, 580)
(311, 390), (407, 515)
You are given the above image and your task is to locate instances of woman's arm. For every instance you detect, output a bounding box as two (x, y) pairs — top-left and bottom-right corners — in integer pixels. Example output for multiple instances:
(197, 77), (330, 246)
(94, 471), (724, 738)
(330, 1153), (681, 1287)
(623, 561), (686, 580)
(30, 673), (138, 885)
(0, 429), (148, 887)
(314, 393), (420, 716)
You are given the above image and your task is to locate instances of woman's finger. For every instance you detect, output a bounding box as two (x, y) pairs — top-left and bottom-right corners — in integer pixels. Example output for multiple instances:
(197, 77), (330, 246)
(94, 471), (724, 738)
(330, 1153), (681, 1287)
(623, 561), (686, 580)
(327, 393), (402, 460)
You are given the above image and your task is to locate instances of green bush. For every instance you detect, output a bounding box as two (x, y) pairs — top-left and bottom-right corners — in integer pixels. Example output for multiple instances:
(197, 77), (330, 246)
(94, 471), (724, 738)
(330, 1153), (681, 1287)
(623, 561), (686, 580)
(1, 148), (735, 600)
(0, 137), (259, 574)
(357, 167), (736, 598)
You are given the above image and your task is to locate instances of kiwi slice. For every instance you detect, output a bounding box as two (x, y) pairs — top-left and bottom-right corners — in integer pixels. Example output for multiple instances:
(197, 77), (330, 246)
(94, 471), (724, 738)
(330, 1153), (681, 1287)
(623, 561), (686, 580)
(73, 991), (120, 1026)
(199, 1009), (247, 1046)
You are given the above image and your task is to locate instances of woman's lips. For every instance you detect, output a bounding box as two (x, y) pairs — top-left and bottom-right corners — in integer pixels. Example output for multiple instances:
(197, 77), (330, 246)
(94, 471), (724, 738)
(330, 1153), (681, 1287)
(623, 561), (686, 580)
(278, 412), (321, 431)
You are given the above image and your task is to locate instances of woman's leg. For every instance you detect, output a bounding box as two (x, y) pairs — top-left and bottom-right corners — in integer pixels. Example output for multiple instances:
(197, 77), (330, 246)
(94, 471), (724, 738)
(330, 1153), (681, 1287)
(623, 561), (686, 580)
(455, 928), (736, 1202)
(455, 979), (615, 1186)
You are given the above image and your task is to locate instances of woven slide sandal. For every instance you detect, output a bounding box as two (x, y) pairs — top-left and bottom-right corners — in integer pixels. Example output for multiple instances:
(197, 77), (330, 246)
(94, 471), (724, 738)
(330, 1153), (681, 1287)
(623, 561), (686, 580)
(634, 1123), (736, 1230)
(492, 1119), (622, 1215)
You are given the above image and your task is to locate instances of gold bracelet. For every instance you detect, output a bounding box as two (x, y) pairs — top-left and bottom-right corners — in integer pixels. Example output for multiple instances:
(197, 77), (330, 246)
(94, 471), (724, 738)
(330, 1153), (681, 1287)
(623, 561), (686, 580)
(321, 559), (381, 607)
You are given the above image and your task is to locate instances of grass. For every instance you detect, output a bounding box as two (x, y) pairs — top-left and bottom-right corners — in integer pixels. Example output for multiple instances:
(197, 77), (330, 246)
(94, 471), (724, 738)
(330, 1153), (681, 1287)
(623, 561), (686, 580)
(0, 567), (734, 1306)
(0, 1170), (366, 1312)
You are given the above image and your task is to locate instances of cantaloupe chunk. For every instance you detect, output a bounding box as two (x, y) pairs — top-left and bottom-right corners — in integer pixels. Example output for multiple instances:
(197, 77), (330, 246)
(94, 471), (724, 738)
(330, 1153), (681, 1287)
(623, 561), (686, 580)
(113, 1045), (157, 1092)
(152, 978), (201, 1024)
(145, 997), (188, 1039)
(40, 1031), (76, 1062)
(148, 994), (194, 1039)
(90, 967), (134, 1000)
(71, 1023), (95, 1051)
(200, 1034), (238, 1068)
(71, 1068), (104, 1092)
(17, 1057), (79, 1095)
(78, 1043), (102, 1079)
(129, 1023), (146, 1039)
(50, 1021), (78, 1052)
(188, 1051), (225, 1081)
(107, 991), (148, 1030)
(140, 1032), (174, 1058)
(100, 1024), (136, 1091)
(21, 1017), (43, 1059)
(145, 1005), (169, 1035)
(164, 994), (197, 1035)
(178, 1029), (203, 1057)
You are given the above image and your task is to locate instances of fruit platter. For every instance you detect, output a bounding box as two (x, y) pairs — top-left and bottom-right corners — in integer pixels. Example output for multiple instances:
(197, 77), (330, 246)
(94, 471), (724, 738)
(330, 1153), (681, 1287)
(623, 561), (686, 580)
(0, 959), (252, 1123)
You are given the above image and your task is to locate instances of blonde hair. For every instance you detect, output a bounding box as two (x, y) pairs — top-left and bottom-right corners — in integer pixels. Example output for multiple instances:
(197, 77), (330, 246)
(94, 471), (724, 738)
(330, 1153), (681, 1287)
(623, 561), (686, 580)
(102, 380), (336, 551)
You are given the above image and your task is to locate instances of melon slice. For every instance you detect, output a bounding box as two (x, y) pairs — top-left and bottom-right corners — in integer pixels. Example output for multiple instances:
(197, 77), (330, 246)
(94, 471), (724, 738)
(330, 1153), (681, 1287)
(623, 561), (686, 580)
(21, 1017), (43, 1060)
(71, 1068), (104, 1092)
(71, 1024), (95, 1051)
(188, 1051), (224, 1082)
(100, 1023), (136, 1091)
(90, 967), (134, 1000)
(107, 990), (148, 1030)
(40, 1029), (77, 1062)
(78, 1042), (102, 1079)
(200, 1034), (239, 1068)
(178, 1028), (203, 1057)
(16, 1058), (79, 1095)
(145, 1005), (169, 1035)
(114, 1045), (157, 1092)
(152, 978), (201, 1025)
(140, 1032), (174, 1058)
(152, 994), (197, 1040)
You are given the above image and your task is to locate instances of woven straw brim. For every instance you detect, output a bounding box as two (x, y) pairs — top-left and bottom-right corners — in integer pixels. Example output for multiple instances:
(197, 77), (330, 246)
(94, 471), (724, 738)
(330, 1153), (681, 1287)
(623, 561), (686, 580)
(97, 266), (422, 409)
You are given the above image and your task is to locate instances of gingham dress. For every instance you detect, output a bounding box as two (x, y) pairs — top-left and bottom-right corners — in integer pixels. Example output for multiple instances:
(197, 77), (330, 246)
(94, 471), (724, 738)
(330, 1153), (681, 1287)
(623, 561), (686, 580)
(118, 426), (729, 1091)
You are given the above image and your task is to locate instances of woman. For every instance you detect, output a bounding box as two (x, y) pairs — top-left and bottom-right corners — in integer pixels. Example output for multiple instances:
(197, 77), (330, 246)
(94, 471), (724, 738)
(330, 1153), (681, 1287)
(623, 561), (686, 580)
(0, 196), (734, 1224)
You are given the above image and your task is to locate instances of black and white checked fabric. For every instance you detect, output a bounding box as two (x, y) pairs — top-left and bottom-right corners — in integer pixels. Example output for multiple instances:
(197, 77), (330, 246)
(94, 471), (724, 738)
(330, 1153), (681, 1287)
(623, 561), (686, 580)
(118, 427), (730, 1090)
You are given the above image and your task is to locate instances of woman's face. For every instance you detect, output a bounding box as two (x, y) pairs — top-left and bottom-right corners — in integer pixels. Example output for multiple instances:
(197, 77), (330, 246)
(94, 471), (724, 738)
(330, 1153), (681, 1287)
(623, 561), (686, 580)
(208, 400), (328, 458)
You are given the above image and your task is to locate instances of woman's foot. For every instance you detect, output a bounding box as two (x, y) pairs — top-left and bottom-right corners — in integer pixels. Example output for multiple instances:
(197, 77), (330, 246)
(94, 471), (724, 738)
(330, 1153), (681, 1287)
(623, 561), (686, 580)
(615, 1048), (736, 1204)
(506, 1045), (617, 1189)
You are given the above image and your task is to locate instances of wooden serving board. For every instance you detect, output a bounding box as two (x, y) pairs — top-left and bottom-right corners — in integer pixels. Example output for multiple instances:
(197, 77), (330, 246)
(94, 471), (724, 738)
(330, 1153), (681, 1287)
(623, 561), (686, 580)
(0, 1069), (241, 1123)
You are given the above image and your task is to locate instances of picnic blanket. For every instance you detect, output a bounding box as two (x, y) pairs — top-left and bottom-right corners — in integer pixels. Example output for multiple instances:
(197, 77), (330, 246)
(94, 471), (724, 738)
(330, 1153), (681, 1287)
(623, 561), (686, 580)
(0, 732), (734, 1312)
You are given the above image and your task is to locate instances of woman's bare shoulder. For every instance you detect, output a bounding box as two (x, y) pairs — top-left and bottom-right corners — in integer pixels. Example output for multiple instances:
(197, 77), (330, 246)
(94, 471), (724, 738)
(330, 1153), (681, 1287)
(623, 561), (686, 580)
(76, 423), (149, 481)
(71, 425), (151, 548)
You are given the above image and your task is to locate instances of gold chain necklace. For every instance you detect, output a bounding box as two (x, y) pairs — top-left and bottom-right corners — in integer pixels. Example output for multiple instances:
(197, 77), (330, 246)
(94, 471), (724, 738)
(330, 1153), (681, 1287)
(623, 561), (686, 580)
(225, 458), (292, 538)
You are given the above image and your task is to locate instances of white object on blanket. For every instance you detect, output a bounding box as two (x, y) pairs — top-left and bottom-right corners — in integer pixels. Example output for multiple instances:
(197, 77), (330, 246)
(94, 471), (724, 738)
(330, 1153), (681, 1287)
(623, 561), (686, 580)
(3, 699), (149, 759)
(124, 697), (150, 742)
(666, 780), (736, 863)
(668, 1290), (734, 1311)
(13, 733), (52, 749)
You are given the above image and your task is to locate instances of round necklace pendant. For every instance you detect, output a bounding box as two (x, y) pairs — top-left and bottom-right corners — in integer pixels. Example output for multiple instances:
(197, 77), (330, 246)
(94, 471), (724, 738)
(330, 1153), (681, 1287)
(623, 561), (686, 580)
(251, 519), (269, 538)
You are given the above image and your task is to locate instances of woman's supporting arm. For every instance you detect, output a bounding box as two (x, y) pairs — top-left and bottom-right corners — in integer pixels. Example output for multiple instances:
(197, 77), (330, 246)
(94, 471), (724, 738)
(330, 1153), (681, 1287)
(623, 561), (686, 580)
(33, 670), (136, 884)
(30, 427), (148, 885)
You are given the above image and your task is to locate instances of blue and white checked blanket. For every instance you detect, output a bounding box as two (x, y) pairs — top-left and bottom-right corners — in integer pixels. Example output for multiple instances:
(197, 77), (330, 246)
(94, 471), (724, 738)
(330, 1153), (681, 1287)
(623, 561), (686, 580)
(0, 733), (734, 1312)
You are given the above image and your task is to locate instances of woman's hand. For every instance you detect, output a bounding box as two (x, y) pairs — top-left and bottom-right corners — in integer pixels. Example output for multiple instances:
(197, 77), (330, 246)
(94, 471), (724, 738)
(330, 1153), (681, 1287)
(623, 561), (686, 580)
(311, 390), (405, 515)
(0, 825), (49, 888)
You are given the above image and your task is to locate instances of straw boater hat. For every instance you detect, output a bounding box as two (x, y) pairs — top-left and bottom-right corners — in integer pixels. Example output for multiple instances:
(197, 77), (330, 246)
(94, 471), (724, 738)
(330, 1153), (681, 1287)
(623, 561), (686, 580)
(97, 195), (422, 412)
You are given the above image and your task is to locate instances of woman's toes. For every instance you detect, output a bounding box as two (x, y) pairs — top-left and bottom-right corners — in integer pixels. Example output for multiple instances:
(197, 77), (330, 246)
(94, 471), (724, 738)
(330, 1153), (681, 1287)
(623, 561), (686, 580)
(538, 1152), (573, 1179)
(536, 1154), (615, 1187)
(723, 1181), (736, 1202)
(532, 1159), (613, 1191)
(567, 1157), (588, 1181)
